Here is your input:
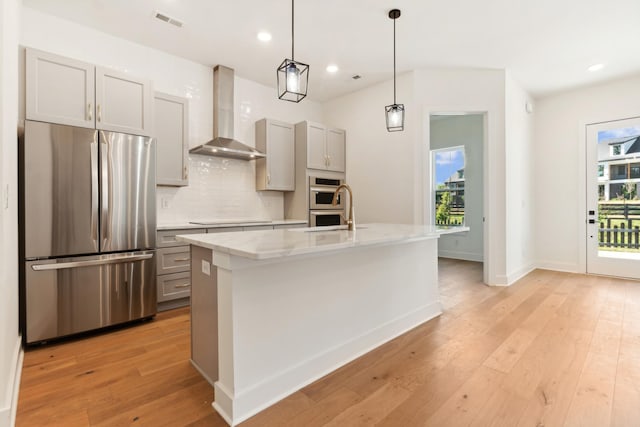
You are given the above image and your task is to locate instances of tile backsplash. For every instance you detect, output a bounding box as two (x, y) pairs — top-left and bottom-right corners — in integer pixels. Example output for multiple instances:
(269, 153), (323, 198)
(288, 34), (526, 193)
(156, 155), (284, 224)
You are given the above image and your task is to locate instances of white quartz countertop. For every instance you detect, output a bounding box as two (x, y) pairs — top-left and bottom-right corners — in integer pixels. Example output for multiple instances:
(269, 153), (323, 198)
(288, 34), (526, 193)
(176, 223), (470, 260)
(157, 219), (307, 231)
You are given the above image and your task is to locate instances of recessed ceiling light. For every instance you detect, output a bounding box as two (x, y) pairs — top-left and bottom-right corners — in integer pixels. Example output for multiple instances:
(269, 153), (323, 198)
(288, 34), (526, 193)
(588, 63), (605, 72)
(326, 64), (339, 73)
(257, 32), (272, 42)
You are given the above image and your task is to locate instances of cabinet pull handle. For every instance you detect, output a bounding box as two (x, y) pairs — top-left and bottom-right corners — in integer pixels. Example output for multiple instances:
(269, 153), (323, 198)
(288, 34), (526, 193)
(183, 165), (188, 180)
(267, 174), (271, 184)
(97, 104), (102, 122)
(87, 103), (93, 121)
(327, 156), (331, 166)
(175, 284), (191, 289)
(174, 257), (190, 262)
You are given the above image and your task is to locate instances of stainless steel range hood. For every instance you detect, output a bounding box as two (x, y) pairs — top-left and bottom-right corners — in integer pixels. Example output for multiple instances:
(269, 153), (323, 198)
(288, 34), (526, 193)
(189, 65), (265, 160)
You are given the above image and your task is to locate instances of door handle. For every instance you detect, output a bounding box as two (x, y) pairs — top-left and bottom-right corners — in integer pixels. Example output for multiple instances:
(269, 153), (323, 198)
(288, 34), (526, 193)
(97, 104), (102, 122)
(31, 253), (153, 271)
(90, 139), (98, 243)
(87, 103), (93, 121)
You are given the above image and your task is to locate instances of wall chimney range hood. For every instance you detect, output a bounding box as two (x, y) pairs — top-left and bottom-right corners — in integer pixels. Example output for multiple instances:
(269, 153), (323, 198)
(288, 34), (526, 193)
(189, 65), (266, 160)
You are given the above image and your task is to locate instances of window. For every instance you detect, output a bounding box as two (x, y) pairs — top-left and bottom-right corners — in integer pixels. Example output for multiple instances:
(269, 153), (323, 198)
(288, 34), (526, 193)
(598, 164), (604, 177)
(611, 144), (622, 156)
(631, 163), (640, 179)
(598, 185), (605, 200)
(431, 146), (465, 226)
(610, 164), (627, 180)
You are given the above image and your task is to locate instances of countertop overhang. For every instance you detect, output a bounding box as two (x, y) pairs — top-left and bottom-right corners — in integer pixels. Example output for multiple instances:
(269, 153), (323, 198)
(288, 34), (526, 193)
(176, 223), (470, 260)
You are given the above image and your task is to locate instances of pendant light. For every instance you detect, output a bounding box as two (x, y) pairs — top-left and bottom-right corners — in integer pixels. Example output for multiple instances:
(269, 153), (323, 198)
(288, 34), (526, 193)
(277, 0), (309, 102)
(385, 9), (404, 132)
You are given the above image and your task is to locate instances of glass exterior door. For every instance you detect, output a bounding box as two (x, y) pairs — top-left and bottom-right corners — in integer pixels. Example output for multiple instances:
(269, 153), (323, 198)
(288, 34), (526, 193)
(586, 117), (640, 279)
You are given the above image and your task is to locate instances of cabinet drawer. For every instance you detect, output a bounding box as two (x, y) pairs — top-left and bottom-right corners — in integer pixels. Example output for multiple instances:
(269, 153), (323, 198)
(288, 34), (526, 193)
(274, 223), (307, 230)
(242, 225), (274, 231)
(157, 246), (191, 275)
(206, 227), (243, 233)
(157, 228), (205, 248)
(157, 271), (191, 302)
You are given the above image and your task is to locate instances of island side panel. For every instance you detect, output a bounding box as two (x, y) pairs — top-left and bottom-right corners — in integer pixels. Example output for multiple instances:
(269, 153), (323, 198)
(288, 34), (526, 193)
(190, 245), (219, 386)
(213, 237), (440, 425)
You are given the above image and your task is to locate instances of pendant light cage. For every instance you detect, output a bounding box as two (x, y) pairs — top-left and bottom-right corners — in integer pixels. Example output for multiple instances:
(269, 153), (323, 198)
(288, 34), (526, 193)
(277, 0), (309, 102)
(385, 8), (404, 132)
(385, 103), (405, 132)
(277, 59), (309, 102)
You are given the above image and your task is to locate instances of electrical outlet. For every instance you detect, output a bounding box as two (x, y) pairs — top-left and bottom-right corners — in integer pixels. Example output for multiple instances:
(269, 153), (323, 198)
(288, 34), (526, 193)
(201, 260), (211, 276)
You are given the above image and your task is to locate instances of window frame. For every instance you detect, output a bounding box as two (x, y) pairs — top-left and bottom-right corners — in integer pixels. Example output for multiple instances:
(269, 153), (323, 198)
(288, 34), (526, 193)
(430, 145), (466, 227)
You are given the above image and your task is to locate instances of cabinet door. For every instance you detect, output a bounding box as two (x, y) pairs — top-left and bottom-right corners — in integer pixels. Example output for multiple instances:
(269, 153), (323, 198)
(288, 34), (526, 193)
(306, 122), (327, 170)
(95, 67), (153, 136)
(326, 128), (346, 172)
(26, 48), (95, 129)
(267, 120), (295, 190)
(155, 92), (189, 186)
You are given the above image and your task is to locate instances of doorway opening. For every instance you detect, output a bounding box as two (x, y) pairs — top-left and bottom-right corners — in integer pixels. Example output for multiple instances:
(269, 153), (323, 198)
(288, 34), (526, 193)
(428, 113), (485, 274)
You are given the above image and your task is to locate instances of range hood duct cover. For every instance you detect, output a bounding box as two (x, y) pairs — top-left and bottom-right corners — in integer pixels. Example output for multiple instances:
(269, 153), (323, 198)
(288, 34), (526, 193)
(189, 65), (265, 160)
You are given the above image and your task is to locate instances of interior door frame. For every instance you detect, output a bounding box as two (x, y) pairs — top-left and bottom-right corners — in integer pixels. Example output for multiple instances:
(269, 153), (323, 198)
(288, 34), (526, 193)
(421, 107), (489, 284)
(578, 114), (640, 275)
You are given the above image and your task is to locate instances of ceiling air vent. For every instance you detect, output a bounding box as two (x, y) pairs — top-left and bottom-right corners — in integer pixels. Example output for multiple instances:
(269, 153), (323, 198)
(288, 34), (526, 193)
(154, 11), (183, 28)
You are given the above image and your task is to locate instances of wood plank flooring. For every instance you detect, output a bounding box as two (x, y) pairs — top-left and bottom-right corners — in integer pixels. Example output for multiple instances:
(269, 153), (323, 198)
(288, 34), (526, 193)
(16, 259), (640, 426)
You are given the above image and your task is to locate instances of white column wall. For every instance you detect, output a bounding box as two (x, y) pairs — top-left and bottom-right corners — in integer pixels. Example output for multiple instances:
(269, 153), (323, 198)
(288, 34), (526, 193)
(0, 0), (22, 425)
(534, 73), (640, 272)
(504, 72), (536, 282)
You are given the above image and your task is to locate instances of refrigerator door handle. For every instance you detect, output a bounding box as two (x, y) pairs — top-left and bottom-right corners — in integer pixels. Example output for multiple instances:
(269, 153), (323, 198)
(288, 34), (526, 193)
(90, 139), (98, 243)
(31, 253), (153, 271)
(100, 138), (110, 246)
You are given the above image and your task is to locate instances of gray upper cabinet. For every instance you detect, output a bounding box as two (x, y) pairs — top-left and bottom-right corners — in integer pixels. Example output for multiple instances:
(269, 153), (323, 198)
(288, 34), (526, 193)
(26, 48), (153, 137)
(26, 48), (95, 129)
(326, 128), (346, 173)
(95, 67), (153, 136)
(255, 118), (295, 191)
(154, 92), (189, 186)
(296, 121), (346, 173)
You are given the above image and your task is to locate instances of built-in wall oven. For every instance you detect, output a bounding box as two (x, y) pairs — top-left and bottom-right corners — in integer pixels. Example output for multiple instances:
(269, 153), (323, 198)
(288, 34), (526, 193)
(308, 176), (345, 227)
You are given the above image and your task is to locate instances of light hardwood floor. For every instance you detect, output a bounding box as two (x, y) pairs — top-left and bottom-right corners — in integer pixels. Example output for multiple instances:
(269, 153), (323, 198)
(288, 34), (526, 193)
(16, 259), (640, 426)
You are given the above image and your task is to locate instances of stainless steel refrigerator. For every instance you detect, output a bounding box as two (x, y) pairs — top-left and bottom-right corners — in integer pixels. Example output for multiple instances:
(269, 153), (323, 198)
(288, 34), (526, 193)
(20, 120), (157, 344)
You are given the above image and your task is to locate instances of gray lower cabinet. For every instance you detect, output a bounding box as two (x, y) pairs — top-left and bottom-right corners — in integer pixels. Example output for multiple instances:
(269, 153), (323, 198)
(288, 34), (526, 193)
(156, 228), (204, 311)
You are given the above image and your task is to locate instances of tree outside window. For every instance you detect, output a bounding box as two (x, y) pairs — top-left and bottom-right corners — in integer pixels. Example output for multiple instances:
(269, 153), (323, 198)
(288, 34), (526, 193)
(431, 147), (465, 226)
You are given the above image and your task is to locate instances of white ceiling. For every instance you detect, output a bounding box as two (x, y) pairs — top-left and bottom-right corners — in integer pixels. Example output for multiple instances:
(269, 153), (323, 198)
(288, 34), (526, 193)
(22, 0), (640, 103)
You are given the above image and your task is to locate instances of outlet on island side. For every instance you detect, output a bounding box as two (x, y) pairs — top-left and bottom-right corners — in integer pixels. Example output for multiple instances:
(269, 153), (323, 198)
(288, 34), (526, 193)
(201, 259), (211, 276)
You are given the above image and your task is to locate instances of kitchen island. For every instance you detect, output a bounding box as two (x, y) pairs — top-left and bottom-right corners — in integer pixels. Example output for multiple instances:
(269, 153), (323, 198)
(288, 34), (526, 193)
(177, 223), (468, 426)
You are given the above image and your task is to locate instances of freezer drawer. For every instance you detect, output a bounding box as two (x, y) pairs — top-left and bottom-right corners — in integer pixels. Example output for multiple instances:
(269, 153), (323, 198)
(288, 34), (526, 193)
(25, 251), (156, 344)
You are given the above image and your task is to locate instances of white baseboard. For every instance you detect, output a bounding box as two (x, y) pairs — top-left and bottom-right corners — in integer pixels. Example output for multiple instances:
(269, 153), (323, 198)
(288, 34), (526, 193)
(535, 260), (581, 274)
(0, 336), (23, 427)
(507, 263), (536, 285)
(213, 302), (442, 426)
(437, 250), (483, 262)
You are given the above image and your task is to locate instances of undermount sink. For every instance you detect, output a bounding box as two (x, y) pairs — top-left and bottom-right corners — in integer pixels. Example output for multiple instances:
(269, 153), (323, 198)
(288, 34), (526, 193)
(291, 225), (368, 232)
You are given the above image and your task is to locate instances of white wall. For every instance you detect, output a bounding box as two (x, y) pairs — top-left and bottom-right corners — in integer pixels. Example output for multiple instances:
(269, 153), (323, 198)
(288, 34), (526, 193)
(534, 73), (640, 272)
(430, 114), (484, 261)
(0, 0), (22, 424)
(505, 72), (535, 282)
(323, 72), (417, 224)
(20, 6), (324, 224)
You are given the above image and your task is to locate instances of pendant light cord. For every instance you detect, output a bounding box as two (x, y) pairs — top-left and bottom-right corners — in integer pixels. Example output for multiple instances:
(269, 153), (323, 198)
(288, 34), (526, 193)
(393, 15), (397, 104)
(291, 0), (295, 60)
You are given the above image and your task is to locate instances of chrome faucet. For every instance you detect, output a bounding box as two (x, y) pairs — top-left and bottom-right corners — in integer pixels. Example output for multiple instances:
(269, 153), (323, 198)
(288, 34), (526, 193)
(332, 184), (355, 231)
